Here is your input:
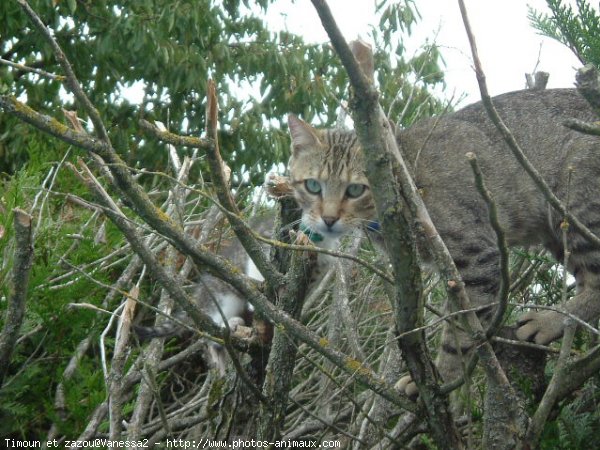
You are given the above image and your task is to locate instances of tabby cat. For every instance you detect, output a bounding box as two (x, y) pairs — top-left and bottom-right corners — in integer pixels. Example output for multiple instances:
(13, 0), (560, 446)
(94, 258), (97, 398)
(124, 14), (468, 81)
(135, 214), (273, 373)
(287, 88), (600, 397)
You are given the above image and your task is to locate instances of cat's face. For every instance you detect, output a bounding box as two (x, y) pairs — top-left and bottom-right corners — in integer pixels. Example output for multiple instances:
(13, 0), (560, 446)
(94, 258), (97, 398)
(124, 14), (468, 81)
(287, 115), (376, 243)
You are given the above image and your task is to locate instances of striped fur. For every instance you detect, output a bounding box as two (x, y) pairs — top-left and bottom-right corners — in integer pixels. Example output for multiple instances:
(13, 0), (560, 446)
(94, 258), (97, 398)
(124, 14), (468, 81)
(288, 89), (600, 398)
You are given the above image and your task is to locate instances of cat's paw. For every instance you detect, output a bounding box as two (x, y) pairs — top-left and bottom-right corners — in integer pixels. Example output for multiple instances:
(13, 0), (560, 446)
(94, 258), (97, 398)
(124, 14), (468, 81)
(228, 317), (256, 341)
(395, 375), (419, 399)
(227, 316), (245, 331)
(515, 310), (565, 344)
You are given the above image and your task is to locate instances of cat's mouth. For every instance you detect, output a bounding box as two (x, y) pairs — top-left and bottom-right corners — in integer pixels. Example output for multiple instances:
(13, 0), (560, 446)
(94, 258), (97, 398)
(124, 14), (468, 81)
(300, 218), (347, 242)
(320, 227), (345, 237)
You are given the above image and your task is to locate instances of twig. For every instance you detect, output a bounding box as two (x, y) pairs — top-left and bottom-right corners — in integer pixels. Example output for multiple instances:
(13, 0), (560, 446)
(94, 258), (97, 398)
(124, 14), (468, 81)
(33, 148), (72, 236)
(288, 397), (365, 444)
(68, 159), (223, 337)
(41, 243), (131, 289)
(291, 342), (399, 446)
(99, 298), (124, 384)
(17, 0), (111, 144)
(2, 52), (413, 422)
(335, 253), (367, 361)
(395, 303), (499, 342)
(30, 165), (55, 219)
(490, 336), (561, 355)
(563, 117), (600, 136)
(139, 119), (213, 149)
(108, 288), (137, 440)
(0, 95), (113, 153)
(457, 2), (532, 446)
(55, 257), (143, 444)
(127, 290), (175, 439)
(128, 146), (198, 441)
(258, 210), (317, 437)
(466, 153), (510, 337)
(72, 340), (208, 446)
(0, 209), (34, 386)
(302, 265), (336, 312)
(390, 40), (443, 122)
(357, 330), (410, 448)
(252, 231), (394, 284)
(0, 57), (65, 81)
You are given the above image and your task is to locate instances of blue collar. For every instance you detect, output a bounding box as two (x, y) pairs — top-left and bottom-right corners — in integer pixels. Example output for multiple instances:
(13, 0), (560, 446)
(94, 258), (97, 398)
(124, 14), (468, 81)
(299, 223), (324, 243)
(366, 221), (380, 232)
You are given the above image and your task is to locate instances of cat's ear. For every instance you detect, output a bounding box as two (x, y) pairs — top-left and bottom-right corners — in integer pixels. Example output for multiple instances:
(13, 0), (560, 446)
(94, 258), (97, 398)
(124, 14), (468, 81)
(288, 114), (320, 155)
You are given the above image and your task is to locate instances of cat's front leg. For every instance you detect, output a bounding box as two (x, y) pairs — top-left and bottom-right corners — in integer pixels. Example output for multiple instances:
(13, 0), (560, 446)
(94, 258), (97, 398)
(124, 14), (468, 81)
(516, 268), (600, 344)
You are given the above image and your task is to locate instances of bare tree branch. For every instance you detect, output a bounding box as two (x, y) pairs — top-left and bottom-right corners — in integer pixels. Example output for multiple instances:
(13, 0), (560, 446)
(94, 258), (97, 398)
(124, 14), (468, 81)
(309, 2), (461, 448)
(68, 159), (224, 338)
(258, 235), (315, 439)
(466, 153), (510, 337)
(108, 289), (137, 440)
(139, 119), (213, 149)
(0, 56), (65, 81)
(563, 117), (600, 135)
(126, 149), (193, 440)
(203, 80), (283, 288)
(0, 209), (34, 386)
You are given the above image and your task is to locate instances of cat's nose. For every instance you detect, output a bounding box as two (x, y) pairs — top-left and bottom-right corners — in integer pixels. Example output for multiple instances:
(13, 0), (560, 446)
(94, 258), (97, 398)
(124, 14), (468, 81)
(322, 216), (339, 228)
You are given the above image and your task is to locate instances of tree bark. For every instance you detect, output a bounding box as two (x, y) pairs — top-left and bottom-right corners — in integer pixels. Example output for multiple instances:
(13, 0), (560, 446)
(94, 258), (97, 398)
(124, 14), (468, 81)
(0, 209), (34, 386)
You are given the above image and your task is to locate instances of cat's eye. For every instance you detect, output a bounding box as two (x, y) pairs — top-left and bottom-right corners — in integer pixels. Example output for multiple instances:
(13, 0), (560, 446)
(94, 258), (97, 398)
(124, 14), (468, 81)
(304, 178), (322, 195)
(346, 183), (367, 199)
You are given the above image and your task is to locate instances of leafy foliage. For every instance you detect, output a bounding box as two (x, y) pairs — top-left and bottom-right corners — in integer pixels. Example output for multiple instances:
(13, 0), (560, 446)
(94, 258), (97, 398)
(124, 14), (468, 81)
(6, 0), (598, 447)
(0, 0), (445, 182)
(539, 387), (600, 450)
(529, 0), (600, 66)
(0, 169), (122, 437)
(0, 0), (448, 442)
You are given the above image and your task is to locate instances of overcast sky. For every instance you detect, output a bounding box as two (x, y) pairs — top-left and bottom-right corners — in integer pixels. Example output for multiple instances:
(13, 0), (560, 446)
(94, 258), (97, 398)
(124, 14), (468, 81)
(267, 0), (582, 106)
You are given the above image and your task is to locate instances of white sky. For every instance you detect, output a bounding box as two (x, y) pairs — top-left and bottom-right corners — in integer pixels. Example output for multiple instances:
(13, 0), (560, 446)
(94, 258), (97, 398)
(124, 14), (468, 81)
(267, 0), (583, 106)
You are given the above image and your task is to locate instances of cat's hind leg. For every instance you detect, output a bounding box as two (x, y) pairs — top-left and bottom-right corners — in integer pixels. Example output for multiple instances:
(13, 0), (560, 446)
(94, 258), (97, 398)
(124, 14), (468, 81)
(397, 231), (501, 399)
